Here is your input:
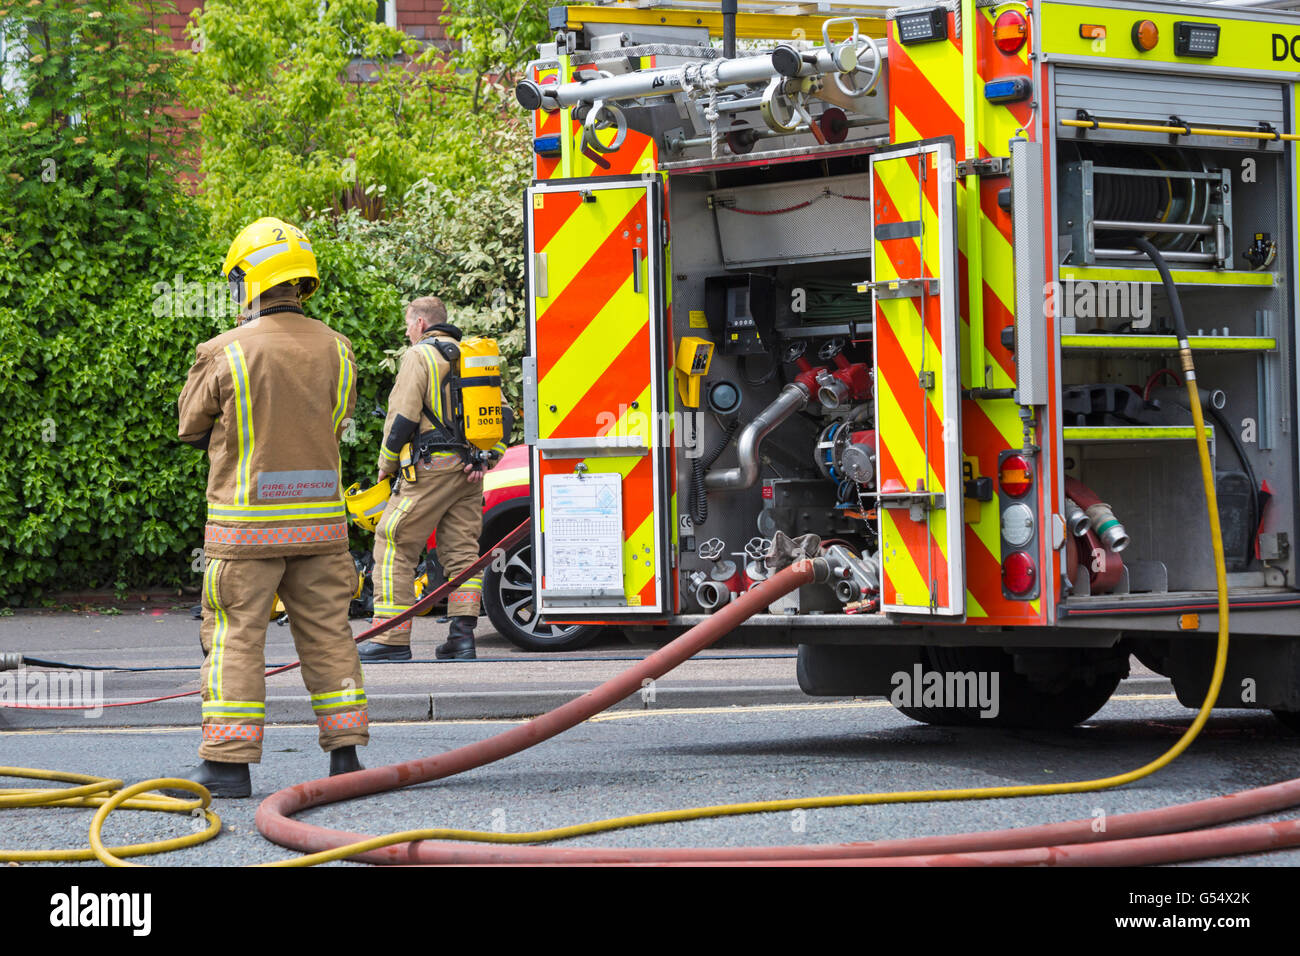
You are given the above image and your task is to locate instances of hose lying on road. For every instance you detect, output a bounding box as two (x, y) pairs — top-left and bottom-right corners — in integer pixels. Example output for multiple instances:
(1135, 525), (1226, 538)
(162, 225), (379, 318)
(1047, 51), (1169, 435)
(0, 522), (531, 864)
(0, 768), (218, 864)
(247, 531), (1236, 864)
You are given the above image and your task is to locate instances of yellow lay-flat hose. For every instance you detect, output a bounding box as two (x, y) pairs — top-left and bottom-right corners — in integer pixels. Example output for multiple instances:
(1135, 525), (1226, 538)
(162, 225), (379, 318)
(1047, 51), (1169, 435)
(0, 768), (220, 863)
(5, 337), (1229, 867)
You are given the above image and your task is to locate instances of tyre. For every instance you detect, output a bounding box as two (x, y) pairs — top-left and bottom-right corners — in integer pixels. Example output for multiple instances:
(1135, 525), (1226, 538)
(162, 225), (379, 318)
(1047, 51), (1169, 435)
(483, 537), (600, 652)
(1273, 710), (1300, 735)
(893, 646), (1126, 730)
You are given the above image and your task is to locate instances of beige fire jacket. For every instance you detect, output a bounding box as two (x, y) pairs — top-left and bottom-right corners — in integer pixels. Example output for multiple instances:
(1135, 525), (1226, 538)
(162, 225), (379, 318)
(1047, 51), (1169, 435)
(178, 292), (357, 558)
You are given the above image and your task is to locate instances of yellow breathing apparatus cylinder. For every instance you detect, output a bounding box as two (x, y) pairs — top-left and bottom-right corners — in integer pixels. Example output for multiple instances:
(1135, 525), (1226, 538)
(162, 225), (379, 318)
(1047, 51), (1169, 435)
(453, 336), (505, 452)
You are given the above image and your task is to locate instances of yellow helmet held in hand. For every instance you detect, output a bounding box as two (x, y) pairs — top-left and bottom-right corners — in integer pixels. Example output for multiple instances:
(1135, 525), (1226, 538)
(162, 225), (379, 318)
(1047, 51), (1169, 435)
(223, 217), (319, 309)
(344, 479), (392, 532)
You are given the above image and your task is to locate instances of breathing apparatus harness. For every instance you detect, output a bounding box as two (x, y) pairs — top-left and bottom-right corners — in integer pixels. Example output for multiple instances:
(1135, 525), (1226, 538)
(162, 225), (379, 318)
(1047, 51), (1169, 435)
(412, 324), (509, 472)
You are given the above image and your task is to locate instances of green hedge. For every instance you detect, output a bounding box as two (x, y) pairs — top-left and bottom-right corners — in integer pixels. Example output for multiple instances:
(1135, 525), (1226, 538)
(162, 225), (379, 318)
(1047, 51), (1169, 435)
(0, 231), (406, 604)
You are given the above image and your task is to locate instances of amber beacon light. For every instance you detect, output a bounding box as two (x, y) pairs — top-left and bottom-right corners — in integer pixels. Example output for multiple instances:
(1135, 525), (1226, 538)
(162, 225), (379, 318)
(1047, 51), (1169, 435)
(1132, 18), (1159, 51)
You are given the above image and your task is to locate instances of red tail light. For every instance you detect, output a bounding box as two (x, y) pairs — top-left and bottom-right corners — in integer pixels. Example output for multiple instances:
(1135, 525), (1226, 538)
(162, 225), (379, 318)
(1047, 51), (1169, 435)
(1002, 551), (1037, 596)
(994, 11), (1028, 54)
(999, 453), (1033, 497)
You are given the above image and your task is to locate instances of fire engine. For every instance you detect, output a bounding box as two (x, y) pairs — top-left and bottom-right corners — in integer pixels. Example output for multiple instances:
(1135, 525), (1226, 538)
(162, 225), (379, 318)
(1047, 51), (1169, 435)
(514, 0), (1300, 729)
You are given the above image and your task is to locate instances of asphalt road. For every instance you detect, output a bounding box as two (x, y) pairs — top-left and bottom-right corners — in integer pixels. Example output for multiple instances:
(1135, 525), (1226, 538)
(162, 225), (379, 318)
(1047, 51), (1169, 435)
(3, 691), (1298, 867)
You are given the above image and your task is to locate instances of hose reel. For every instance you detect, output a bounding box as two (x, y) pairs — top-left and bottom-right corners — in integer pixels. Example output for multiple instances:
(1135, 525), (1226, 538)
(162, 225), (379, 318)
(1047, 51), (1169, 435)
(1062, 143), (1231, 267)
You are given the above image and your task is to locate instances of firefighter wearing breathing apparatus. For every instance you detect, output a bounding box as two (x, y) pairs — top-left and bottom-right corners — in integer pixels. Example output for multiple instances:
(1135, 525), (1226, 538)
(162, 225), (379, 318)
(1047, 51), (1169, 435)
(357, 296), (509, 662)
(174, 217), (368, 799)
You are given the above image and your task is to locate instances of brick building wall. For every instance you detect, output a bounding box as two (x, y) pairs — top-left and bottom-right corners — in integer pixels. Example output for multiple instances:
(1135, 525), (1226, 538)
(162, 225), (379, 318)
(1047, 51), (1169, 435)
(157, 0), (202, 49)
(154, 1), (450, 51)
(394, 0), (450, 45)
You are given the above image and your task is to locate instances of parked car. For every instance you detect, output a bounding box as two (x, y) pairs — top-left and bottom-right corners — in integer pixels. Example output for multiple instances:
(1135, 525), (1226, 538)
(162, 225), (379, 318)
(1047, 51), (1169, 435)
(355, 445), (600, 652)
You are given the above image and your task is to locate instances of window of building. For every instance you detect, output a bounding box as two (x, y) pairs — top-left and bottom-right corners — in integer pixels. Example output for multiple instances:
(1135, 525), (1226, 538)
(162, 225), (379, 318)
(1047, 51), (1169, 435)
(0, 19), (27, 106)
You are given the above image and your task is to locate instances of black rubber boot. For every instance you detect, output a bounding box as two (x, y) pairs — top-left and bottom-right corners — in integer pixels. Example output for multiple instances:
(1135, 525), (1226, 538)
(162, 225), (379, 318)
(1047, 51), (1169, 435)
(329, 745), (365, 776)
(357, 640), (412, 662)
(169, 759), (251, 799)
(435, 616), (477, 660)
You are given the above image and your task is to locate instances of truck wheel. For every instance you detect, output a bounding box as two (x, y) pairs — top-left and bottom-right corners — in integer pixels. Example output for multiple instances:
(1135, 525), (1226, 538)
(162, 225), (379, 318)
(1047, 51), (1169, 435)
(893, 646), (1124, 730)
(1273, 710), (1300, 735)
(483, 538), (600, 652)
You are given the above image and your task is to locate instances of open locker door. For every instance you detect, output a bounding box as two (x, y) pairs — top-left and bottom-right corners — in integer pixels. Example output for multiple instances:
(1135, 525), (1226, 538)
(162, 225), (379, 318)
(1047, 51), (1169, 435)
(870, 138), (966, 618)
(523, 176), (672, 617)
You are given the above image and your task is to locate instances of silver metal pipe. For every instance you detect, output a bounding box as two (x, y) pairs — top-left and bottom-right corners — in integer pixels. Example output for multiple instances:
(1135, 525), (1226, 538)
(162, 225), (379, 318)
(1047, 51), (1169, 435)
(816, 369), (851, 409)
(695, 579), (730, 612)
(1085, 502), (1130, 553)
(1092, 220), (1216, 235)
(670, 115), (882, 152)
(1063, 498), (1091, 537)
(824, 545), (879, 603)
(1093, 248), (1218, 263)
(704, 382), (810, 490)
(524, 45), (859, 110)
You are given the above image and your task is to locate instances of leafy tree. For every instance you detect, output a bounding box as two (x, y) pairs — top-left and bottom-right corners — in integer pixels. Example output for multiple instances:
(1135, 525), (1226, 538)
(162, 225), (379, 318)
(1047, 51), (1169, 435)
(0, 1), (409, 602)
(0, 0), (548, 601)
(334, 116), (531, 417)
(0, 0), (196, 315)
(441, 0), (550, 112)
(181, 0), (540, 235)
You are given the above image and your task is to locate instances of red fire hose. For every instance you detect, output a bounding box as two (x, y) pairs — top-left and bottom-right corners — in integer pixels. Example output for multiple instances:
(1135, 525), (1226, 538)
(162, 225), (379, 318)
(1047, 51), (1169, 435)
(256, 558), (1300, 867)
(256, 560), (826, 862)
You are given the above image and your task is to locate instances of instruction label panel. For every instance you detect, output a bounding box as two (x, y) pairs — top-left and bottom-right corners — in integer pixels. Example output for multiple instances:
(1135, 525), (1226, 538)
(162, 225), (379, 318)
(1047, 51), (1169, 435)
(543, 472), (624, 593)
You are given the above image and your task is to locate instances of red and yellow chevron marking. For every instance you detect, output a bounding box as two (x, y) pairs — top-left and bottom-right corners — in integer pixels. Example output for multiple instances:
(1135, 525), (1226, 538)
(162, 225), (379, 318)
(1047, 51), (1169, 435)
(533, 64), (564, 180)
(872, 149), (957, 614)
(531, 61), (659, 181)
(530, 181), (664, 612)
(888, 5), (1044, 624)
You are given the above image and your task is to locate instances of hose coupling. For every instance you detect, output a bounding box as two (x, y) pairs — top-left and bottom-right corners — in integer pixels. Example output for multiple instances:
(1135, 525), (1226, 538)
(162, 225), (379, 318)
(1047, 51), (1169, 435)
(821, 545), (880, 602)
(1063, 498), (1091, 537)
(1085, 502), (1130, 553)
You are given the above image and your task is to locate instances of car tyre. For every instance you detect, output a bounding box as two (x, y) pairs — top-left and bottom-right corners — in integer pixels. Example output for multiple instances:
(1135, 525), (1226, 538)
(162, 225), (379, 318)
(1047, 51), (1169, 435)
(483, 537), (601, 652)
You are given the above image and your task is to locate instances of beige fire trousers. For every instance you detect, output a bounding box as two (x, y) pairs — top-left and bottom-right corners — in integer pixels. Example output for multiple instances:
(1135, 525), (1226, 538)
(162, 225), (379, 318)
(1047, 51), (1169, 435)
(198, 550), (368, 763)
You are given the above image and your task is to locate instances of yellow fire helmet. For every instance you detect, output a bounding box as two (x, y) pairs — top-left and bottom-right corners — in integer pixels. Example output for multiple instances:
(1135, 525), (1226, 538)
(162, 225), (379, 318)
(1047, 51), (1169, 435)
(344, 479), (392, 532)
(222, 217), (320, 309)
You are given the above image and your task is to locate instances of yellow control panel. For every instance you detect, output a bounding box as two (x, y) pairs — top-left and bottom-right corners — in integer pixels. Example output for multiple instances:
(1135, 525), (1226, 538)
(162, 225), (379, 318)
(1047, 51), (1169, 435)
(674, 336), (714, 408)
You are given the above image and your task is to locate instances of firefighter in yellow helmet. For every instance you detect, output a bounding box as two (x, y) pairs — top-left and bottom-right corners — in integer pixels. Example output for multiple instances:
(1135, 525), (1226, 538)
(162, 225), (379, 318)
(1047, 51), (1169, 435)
(357, 296), (508, 662)
(174, 217), (368, 798)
